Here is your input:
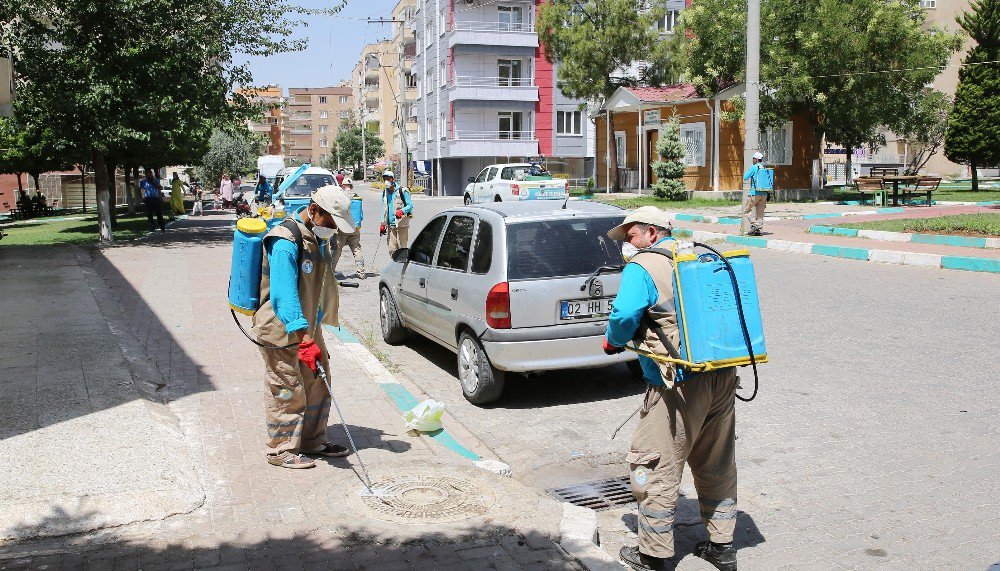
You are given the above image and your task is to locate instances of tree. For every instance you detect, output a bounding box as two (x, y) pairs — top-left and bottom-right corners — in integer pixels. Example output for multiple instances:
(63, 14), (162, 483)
(333, 126), (385, 170)
(6, 0), (310, 241)
(196, 128), (261, 187)
(0, 117), (72, 194)
(899, 90), (950, 175)
(675, 0), (960, 189)
(651, 119), (686, 198)
(537, 0), (673, 191)
(945, 0), (1000, 191)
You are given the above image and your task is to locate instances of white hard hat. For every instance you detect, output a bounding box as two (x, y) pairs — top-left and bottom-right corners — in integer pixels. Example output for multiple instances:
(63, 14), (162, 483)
(607, 206), (674, 241)
(311, 185), (355, 233)
(753, 152), (764, 160)
(382, 169), (395, 178)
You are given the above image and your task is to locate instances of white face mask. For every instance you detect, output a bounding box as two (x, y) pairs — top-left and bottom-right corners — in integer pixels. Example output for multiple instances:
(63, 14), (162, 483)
(622, 242), (639, 261)
(310, 211), (337, 240)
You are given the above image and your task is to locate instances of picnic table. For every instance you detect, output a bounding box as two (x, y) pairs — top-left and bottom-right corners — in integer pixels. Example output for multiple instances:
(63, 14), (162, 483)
(879, 175), (921, 206)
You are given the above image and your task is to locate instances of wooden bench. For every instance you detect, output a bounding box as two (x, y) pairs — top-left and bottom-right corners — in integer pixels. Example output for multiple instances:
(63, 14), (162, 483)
(869, 167), (899, 177)
(854, 177), (887, 206)
(905, 176), (940, 206)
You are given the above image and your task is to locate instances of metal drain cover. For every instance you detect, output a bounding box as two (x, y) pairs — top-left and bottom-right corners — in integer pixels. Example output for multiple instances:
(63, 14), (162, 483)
(350, 473), (497, 524)
(547, 476), (634, 510)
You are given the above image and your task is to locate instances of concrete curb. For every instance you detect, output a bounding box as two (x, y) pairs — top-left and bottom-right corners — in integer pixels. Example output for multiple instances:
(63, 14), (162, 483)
(672, 227), (1000, 274)
(809, 224), (1000, 250)
(559, 503), (620, 570)
(660, 207), (906, 226)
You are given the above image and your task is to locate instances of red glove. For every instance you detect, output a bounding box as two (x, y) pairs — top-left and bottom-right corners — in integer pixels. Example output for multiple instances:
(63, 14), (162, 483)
(395, 209), (404, 219)
(298, 339), (322, 372)
(379, 223), (387, 236)
(603, 337), (625, 355)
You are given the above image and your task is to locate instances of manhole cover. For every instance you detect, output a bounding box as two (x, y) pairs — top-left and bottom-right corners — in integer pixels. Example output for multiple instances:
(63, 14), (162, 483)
(349, 474), (497, 524)
(547, 476), (634, 510)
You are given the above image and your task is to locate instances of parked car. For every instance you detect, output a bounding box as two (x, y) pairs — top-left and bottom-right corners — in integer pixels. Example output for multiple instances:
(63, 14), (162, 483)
(378, 200), (639, 404)
(273, 166), (337, 212)
(463, 163), (569, 205)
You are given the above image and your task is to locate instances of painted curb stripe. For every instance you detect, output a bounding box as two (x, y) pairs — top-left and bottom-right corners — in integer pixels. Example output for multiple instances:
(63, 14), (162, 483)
(379, 383), (482, 460)
(940, 256), (1000, 273)
(718, 217), (742, 225)
(809, 225), (994, 249)
(726, 235), (767, 248)
(802, 213), (844, 220)
(875, 207), (906, 214)
(911, 234), (987, 248)
(811, 244), (870, 260)
(325, 325), (361, 344)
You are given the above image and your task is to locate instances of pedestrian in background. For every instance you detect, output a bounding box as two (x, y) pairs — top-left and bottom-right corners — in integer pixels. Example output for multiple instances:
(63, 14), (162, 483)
(220, 174), (233, 209)
(191, 185), (204, 216)
(139, 168), (166, 232)
(255, 175), (273, 208)
(335, 168), (346, 187)
(603, 207), (739, 571)
(333, 177), (367, 279)
(741, 152), (771, 236)
(379, 169), (413, 255)
(169, 172), (186, 215)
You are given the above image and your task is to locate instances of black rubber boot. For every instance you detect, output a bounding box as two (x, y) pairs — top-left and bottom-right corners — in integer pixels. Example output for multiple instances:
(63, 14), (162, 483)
(694, 541), (737, 571)
(619, 545), (663, 571)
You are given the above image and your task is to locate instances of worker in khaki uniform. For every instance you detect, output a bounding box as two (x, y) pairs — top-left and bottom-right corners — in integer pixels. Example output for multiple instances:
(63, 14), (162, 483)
(741, 151), (771, 236)
(604, 206), (739, 571)
(378, 169), (413, 255)
(252, 185), (355, 469)
(332, 178), (367, 279)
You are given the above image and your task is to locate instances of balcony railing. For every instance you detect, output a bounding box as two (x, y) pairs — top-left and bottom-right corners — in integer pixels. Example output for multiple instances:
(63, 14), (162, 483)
(290, 128), (312, 135)
(452, 76), (534, 87)
(452, 20), (534, 33)
(450, 130), (536, 141)
(364, 84), (379, 92)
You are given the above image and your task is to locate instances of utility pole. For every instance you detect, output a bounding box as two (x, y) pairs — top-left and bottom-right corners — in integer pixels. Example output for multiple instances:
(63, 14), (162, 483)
(368, 17), (410, 189)
(743, 0), (761, 203)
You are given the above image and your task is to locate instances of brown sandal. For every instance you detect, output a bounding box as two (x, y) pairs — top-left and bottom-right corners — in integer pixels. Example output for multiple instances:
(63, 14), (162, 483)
(267, 452), (316, 469)
(305, 443), (351, 458)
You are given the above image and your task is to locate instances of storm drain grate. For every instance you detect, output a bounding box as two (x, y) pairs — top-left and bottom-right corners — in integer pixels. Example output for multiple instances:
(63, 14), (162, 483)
(547, 476), (634, 511)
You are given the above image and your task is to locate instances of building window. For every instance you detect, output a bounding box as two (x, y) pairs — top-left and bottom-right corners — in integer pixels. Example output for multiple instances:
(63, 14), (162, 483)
(319, 110), (328, 119)
(440, 112), (446, 138)
(427, 117), (433, 141)
(425, 21), (433, 46)
(340, 110), (349, 119)
(269, 117), (279, 125)
(498, 111), (524, 139)
(439, 11), (447, 35)
(614, 131), (626, 166)
(498, 5), (524, 31)
(339, 96), (349, 104)
(656, 10), (680, 33)
(679, 122), (706, 167)
(406, 72), (418, 89)
(426, 68), (434, 93)
(440, 60), (447, 87)
(318, 125), (328, 133)
(498, 59), (523, 86)
(320, 137), (328, 148)
(319, 96), (328, 104)
(556, 110), (582, 135)
(758, 122), (793, 165)
(920, 0), (936, 7)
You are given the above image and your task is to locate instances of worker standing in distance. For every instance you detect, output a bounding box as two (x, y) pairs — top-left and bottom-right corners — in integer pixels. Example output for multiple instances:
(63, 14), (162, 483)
(333, 177), (367, 279)
(604, 206), (740, 571)
(379, 169), (413, 255)
(252, 185), (355, 469)
(741, 151), (771, 236)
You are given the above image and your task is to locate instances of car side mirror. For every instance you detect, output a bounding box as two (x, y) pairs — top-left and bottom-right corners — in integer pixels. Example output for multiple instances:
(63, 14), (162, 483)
(467, 177), (475, 183)
(392, 247), (410, 263)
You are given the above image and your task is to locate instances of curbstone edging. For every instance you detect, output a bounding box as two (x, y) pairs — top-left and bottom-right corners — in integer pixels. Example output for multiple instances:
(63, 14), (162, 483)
(810, 224), (999, 249)
(558, 503), (620, 570)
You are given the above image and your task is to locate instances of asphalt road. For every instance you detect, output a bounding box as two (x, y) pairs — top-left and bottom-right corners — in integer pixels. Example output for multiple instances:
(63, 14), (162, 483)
(337, 186), (1000, 568)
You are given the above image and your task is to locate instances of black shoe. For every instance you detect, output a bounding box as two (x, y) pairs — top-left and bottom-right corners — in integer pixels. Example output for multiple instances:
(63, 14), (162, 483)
(694, 541), (737, 571)
(619, 546), (663, 571)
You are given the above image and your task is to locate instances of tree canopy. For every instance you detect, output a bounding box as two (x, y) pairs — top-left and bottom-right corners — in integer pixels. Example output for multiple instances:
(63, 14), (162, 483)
(651, 119), (686, 198)
(196, 128), (262, 187)
(332, 126), (385, 170)
(945, 0), (1000, 190)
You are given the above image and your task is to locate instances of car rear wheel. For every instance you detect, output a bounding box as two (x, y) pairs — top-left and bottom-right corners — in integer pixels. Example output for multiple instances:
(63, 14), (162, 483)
(464, 193), (473, 205)
(380, 287), (408, 344)
(457, 331), (505, 405)
(626, 359), (645, 381)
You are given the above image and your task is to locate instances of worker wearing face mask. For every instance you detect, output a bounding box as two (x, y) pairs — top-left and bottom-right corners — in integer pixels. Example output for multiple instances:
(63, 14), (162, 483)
(251, 185), (355, 469)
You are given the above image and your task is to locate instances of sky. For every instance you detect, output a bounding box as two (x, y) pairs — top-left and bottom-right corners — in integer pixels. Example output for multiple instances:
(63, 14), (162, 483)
(243, 0), (400, 91)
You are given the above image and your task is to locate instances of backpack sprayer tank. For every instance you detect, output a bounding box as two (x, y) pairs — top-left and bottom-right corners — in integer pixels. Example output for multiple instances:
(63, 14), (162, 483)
(228, 217), (268, 315)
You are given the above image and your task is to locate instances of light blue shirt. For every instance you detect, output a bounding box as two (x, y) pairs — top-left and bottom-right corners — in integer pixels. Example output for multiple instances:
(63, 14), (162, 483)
(606, 237), (674, 385)
(743, 163), (773, 194)
(139, 179), (159, 199)
(384, 186), (413, 227)
(264, 208), (330, 335)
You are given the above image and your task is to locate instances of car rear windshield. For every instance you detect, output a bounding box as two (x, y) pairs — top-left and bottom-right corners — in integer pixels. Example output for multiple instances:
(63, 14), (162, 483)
(284, 174), (335, 197)
(506, 216), (625, 280)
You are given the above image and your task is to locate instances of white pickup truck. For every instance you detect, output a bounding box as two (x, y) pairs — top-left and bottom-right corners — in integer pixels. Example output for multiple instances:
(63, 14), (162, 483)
(463, 163), (569, 204)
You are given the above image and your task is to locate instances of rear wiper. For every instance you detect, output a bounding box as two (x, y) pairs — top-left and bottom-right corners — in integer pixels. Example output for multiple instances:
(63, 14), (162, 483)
(580, 264), (625, 292)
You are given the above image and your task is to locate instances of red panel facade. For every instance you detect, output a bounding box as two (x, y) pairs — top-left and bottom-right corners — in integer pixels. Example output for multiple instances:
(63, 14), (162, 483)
(533, 0), (553, 156)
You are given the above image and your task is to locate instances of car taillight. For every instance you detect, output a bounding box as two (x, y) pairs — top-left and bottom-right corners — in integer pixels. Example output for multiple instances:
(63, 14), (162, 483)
(511, 184), (520, 196)
(486, 282), (511, 329)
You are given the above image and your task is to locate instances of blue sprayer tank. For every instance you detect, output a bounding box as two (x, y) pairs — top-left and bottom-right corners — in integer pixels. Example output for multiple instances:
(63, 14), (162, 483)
(672, 249), (767, 370)
(228, 217), (269, 315)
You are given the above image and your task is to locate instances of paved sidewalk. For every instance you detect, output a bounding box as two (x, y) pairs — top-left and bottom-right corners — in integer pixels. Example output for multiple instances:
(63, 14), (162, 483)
(0, 213), (585, 570)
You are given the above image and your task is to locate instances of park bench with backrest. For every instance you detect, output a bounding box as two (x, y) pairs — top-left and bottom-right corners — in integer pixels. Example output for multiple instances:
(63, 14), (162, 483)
(904, 176), (940, 206)
(854, 177), (887, 205)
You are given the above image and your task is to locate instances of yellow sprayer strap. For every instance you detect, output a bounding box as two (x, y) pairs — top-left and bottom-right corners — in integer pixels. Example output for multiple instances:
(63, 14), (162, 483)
(624, 345), (710, 372)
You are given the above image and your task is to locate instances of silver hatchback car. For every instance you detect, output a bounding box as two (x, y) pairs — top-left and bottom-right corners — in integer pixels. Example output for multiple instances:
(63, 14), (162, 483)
(378, 200), (640, 405)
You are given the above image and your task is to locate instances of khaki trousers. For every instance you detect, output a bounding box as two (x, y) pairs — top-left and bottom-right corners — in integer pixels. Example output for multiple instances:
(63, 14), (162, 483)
(259, 335), (331, 456)
(334, 230), (366, 275)
(628, 368), (739, 558)
(741, 194), (767, 234)
(387, 226), (409, 255)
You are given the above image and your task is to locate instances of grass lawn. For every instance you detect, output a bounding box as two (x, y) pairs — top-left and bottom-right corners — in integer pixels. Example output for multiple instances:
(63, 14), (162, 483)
(595, 195), (742, 209)
(835, 213), (1000, 237)
(1, 211), (174, 246)
(832, 185), (1000, 204)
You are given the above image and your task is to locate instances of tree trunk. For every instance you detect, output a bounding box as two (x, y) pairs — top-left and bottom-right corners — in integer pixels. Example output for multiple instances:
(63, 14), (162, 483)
(79, 165), (87, 212)
(30, 172), (41, 194)
(106, 160), (117, 226)
(812, 129), (824, 198)
(845, 144), (854, 189)
(92, 152), (114, 242)
(124, 166), (137, 214)
(16, 173), (23, 193)
(971, 163), (978, 192)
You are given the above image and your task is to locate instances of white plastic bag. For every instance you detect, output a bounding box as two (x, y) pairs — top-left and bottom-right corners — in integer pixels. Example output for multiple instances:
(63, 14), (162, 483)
(403, 399), (446, 432)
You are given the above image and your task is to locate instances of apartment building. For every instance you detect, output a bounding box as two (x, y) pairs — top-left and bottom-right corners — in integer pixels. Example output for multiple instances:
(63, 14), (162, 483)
(353, 41), (399, 166)
(1, 55), (12, 117)
(283, 86), (354, 166)
(411, 0), (593, 196)
(240, 85), (283, 155)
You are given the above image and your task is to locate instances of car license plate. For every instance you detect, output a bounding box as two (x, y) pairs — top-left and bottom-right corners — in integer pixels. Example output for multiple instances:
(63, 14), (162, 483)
(560, 298), (613, 320)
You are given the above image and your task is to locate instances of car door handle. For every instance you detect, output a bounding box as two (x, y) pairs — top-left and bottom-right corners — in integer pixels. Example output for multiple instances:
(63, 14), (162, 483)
(419, 278), (426, 288)
(450, 288), (458, 300)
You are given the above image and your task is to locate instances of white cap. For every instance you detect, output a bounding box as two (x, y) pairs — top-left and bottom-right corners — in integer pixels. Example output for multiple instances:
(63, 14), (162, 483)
(607, 206), (674, 241)
(753, 151), (764, 160)
(340, 177), (353, 187)
(311, 185), (355, 233)
(382, 169), (395, 178)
